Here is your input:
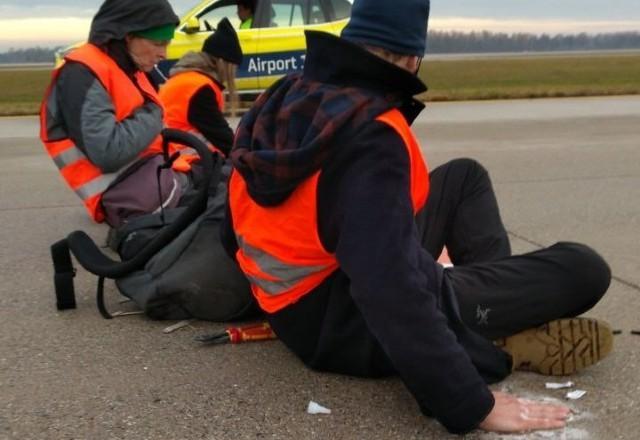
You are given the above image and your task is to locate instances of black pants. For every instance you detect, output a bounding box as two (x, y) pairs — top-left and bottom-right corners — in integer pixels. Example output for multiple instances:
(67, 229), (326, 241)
(269, 158), (611, 378)
(417, 158), (611, 340)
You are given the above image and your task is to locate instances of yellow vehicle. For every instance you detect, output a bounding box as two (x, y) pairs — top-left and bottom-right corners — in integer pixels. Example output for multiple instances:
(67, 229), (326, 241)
(56, 0), (353, 93)
(162, 0), (353, 93)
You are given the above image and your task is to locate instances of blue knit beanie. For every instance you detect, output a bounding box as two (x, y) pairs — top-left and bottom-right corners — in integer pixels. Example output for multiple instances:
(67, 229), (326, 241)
(341, 0), (430, 56)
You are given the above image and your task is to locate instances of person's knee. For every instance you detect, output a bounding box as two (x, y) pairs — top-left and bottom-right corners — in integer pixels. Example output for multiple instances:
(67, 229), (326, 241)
(449, 158), (486, 176)
(448, 158), (492, 190)
(559, 242), (611, 304)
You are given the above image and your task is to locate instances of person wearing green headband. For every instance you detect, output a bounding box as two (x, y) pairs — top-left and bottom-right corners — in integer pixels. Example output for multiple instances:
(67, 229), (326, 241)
(131, 23), (176, 42)
(40, 0), (189, 227)
(126, 23), (176, 72)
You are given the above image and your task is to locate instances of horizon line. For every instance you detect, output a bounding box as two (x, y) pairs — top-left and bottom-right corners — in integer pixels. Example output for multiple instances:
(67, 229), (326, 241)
(1, 16), (639, 50)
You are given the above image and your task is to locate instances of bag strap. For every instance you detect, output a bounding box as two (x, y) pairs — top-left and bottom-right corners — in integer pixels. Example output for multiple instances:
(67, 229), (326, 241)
(51, 239), (76, 310)
(50, 129), (219, 318)
(51, 237), (114, 318)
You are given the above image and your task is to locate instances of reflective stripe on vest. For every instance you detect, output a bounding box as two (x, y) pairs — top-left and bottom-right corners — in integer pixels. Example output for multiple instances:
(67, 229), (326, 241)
(229, 108), (430, 313)
(39, 43), (167, 222)
(236, 235), (328, 295)
(230, 171), (338, 313)
(50, 140), (119, 199)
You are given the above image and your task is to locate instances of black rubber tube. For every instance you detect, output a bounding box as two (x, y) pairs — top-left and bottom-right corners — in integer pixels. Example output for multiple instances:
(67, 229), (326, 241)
(66, 129), (217, 279)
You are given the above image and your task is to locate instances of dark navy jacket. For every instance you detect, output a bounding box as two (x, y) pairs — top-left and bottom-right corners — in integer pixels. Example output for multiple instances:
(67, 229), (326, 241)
(223, 31), (504, 434)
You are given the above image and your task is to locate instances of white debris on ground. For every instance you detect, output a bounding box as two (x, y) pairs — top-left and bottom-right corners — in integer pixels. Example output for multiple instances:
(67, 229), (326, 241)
(545, 381), (574, 390)
(566, 390), (587, 400)
(162, 319), (196, 333)
(568, 410), (595, 423)
(307, 400), (331, 415)
(480, 427), (591, 439)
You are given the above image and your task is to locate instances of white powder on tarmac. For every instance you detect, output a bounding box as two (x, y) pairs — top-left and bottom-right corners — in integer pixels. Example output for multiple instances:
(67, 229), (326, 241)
(478, 427), (590, 440)
(476, 389), (593, 439)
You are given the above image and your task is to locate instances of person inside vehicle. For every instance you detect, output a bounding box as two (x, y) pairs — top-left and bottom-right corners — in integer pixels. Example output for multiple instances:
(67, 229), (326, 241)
(237, 0), (256, 29)
(222, 0), (613, 435)
(40, 0), (193, 227)
(159, 17), (243, 158)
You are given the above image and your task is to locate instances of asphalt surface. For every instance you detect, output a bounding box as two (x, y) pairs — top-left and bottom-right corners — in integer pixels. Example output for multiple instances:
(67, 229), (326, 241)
(1, 96), (639, 439)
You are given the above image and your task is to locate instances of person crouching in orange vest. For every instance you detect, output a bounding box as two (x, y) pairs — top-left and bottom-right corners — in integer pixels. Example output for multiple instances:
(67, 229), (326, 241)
(40, 0), (189, 227)
(159, 17), (243, 170)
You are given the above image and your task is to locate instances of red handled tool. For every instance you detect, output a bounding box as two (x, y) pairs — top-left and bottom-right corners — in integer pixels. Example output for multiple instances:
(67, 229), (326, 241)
(194, 322), (277, 345)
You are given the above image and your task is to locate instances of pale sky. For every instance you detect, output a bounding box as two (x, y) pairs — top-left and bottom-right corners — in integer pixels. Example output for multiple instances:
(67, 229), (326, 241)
(1, 0), (639, 50)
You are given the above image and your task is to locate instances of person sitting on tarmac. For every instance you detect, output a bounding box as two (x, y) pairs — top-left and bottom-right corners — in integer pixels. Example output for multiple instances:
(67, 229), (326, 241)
(159, 17), (243, 158)
(40, 0), (193, 228)
(221, 0), (614, 435)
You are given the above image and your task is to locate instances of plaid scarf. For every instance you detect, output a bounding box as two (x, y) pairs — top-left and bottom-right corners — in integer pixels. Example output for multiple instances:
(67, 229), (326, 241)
(230, 73), (395, 206)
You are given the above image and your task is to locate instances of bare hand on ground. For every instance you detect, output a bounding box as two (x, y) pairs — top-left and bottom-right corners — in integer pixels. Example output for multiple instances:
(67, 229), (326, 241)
(479, 391), (571, 433)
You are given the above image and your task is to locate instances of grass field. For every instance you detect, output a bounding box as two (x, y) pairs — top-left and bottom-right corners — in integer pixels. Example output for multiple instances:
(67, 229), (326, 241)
(418, 53), (640, 101)
(0, 69), (51, 116)
(1, 53), (639, 116)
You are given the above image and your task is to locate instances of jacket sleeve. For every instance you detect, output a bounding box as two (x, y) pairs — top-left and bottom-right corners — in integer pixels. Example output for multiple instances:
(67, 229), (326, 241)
(318, 122), (494, 434)
(187, 85), (234, 156)
(56, 62), (163, 173)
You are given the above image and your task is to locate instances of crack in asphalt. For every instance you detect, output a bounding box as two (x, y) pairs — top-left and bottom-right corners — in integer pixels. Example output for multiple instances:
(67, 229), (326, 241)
(3, 206), (638, 293)
(495, 174), (639, 185)
(507, 229), (640, 292)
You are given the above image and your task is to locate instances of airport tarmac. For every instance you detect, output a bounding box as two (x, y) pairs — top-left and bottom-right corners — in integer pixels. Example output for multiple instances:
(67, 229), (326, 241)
(0, 96), (639, 439)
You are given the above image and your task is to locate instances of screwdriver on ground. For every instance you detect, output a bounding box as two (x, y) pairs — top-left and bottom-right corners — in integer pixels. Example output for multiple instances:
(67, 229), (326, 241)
(194, 321), (277, 345)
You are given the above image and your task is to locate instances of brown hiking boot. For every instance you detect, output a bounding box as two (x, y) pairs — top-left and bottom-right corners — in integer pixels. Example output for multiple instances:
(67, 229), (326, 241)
(495, 318), (613, 376)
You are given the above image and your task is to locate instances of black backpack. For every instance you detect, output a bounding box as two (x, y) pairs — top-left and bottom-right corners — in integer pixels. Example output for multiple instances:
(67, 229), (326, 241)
(51, 129), (257, 321)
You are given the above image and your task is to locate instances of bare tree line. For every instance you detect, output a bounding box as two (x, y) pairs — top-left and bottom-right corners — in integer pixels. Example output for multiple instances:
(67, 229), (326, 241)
(1, 31), (640, 63)
(0, 47), (62, 64)
(427, 31), (640, 53)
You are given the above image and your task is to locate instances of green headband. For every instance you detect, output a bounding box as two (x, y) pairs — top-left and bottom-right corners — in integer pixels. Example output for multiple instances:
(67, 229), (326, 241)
(132, 24), (176, 41)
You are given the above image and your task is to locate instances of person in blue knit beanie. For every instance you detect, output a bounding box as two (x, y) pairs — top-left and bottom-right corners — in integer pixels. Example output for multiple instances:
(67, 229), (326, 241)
(221, 0), (613, 435)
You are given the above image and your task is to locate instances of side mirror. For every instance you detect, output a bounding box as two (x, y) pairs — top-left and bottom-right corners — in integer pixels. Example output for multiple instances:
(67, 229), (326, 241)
(184, 16), (200, 34)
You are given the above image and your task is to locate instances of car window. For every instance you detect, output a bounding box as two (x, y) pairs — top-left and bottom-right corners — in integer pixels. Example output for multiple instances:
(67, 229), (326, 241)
(269, 0), (305, 27)
(197, 5), (240, 31)
(308, 0), (325, 24)
(329, 0), (352, 20)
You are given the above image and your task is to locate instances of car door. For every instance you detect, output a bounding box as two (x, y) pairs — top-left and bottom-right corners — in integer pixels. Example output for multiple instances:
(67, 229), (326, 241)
(168, 0), (260, 92)
(250, 0), (306, 90)
(251, 0), (337, 90)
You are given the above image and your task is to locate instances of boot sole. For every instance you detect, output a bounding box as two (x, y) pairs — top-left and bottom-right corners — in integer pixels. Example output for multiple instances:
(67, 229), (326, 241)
(496, 318), (613, 376)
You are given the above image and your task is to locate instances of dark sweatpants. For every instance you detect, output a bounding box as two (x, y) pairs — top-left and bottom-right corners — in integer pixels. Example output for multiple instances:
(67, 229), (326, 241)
(268, 158), (610, 377)
(417, 158), (611, 340)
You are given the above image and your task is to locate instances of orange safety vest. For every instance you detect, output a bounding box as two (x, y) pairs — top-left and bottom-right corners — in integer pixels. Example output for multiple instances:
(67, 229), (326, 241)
(159, 70), (226, 170)
(39, 43), (168, 222)
(229, 108), (430, 313)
